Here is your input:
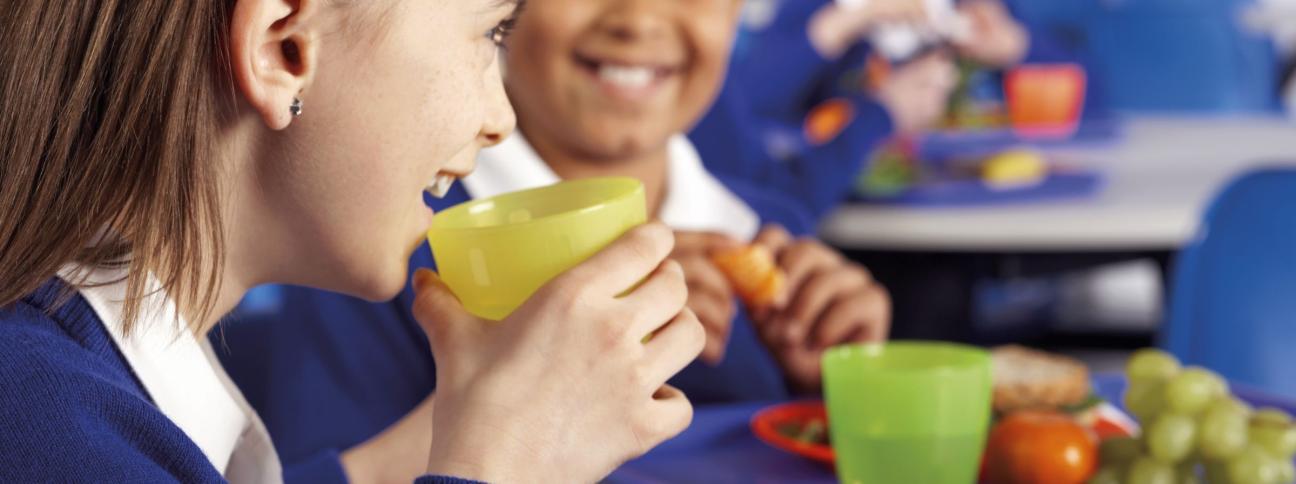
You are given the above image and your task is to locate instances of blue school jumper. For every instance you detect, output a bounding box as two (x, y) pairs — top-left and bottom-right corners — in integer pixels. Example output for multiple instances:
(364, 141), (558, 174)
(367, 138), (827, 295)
(0, 279), (473, 484)
(691, 0), (1085, 220)
(692, 0), (894, 220)
(215, 179), (815, 475)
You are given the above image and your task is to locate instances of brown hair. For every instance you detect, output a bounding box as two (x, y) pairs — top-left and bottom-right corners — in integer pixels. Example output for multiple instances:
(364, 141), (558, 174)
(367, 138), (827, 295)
(0, 1), (234, 332)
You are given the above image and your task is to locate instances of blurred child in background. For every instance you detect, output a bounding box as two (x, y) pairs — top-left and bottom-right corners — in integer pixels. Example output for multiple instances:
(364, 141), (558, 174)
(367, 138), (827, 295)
(695, 0), (1072, 219)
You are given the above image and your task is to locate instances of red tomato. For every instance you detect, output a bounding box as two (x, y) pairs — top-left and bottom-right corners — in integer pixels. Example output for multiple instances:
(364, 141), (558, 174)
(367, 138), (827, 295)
(983, 410), (1098, 484)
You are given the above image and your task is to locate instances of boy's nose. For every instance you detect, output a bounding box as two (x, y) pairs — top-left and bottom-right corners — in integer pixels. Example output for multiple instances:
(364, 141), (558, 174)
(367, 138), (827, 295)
(597, 0), (668, 42)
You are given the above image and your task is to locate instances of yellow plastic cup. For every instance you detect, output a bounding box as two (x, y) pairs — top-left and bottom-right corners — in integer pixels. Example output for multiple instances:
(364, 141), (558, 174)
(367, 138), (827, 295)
(426, 177), (647, 320)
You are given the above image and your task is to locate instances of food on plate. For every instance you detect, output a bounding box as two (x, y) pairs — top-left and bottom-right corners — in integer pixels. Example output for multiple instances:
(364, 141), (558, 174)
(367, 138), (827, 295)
(711, 245), (786, 308)
(981, 346), (1136, 483)
(1092, 348), (1296, 484)
(982, 149), (1047, 189)
(982, 410), (1098, 484)
(775, 418), (829, 447)
(991, 345), (1092, 413)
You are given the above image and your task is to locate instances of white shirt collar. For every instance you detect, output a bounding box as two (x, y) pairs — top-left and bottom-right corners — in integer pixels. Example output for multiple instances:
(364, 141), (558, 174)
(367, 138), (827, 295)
(60, 265), (281, 483)
(464, 134), (761, 241)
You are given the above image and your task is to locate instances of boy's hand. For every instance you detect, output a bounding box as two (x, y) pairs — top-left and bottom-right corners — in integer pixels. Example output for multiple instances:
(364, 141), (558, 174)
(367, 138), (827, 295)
(810, 0), (930, 59)
(953, 0), (1028, 68)
(751, 226), (892, 392)
(672, 231), (742, 365)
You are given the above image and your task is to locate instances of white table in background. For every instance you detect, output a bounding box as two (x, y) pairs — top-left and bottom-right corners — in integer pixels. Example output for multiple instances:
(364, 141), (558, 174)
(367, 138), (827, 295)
(820, 115), (1296, 253)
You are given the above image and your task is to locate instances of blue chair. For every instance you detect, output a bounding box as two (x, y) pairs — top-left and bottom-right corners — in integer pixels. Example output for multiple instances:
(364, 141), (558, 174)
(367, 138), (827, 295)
(1164, 168), (1296, 399)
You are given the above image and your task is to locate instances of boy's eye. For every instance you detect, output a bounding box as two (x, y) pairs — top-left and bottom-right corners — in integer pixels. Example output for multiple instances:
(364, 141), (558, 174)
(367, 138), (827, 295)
(486, 17), (518, 48)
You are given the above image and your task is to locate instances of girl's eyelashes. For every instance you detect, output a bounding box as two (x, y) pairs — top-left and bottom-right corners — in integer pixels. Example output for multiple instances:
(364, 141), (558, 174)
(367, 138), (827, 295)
(487, 16), (518, 48)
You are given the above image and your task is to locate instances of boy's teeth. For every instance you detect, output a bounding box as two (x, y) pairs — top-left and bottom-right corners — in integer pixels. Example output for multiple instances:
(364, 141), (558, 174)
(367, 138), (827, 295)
(598, 64), (655, 89)
(424, 174), (456, 199)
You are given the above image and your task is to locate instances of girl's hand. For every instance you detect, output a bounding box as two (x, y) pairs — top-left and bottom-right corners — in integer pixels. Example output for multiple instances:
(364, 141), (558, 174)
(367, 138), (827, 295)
(412, 223), (704, 483)
(671, 231), (742, 365)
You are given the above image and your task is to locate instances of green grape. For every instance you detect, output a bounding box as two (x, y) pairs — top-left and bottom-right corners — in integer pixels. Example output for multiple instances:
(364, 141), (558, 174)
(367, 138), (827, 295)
(1128, 349), (1182, 382)
(1149, 414), (1198, 462)
(1275, 457), (1295, 484)
(1176, 461), (1203, 484)
(1228, 445), (1281, 484)
(1166, 368), (1226, 415)
(1250, 419), (1296, 459)
(1205, 460), (1234, 484)
(1101, 436), (1143, 468)
(1088, 466), (1123, 484)
(1208, 398), (1256, 419)
(1209, 374), (1231, 400)
(1254, 408), (1294, 427)
(1199, 402), (1250, 459)
(1129, 456), (1177, 484)
(1128, 380), (1170, 422)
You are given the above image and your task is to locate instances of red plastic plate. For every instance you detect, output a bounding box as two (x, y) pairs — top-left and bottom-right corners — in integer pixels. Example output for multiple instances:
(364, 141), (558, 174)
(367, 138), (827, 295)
(750, 401), (835, 465)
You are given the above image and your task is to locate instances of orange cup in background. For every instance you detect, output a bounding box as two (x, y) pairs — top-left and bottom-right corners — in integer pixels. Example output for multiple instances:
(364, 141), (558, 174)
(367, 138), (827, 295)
(1004, 64), (1087, 139)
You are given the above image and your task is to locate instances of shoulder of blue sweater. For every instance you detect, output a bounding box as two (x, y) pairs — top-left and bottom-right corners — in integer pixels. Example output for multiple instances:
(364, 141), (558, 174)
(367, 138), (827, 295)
(0, 302), (146, 410)
(0, 304), (221, 481)
(0, 295), (134, 375)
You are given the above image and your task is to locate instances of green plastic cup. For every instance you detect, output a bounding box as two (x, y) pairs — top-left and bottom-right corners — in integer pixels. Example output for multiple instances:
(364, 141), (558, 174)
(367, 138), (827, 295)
(822, 341), (993, 484)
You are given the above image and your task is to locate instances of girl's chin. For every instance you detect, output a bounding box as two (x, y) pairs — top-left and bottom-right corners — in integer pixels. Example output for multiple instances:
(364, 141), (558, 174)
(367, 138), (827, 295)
(353, 268), (410, 303)
(423, 204), (437, 225)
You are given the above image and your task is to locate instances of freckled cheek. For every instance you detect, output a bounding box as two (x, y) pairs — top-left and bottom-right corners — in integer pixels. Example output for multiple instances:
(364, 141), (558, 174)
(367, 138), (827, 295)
(417, 76), (488, 163)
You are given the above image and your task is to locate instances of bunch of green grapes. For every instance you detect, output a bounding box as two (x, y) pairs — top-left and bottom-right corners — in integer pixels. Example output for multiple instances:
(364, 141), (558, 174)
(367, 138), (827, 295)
(1088, 349), (1296, 484)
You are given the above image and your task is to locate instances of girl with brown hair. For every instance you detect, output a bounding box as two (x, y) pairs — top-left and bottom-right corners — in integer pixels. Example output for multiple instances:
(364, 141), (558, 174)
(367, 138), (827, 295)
(0, 0), (703, 482)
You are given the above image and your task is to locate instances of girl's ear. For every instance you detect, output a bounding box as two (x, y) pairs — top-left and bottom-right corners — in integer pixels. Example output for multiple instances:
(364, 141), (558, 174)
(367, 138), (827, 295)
(228, 0), (322, 130)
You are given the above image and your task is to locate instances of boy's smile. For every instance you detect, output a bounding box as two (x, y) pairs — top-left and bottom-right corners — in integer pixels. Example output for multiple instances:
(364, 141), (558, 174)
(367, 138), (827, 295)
(573, 50), (683, 110)
(502, 0), (743, 162)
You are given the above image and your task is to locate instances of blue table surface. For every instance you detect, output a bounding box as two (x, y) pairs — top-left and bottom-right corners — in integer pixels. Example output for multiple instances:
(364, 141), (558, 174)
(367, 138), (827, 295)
(607, 374), (1296, 484)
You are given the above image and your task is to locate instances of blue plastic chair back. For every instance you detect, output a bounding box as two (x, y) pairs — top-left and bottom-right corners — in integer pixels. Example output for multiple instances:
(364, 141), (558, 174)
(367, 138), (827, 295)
(1164, 168), (1296, 399)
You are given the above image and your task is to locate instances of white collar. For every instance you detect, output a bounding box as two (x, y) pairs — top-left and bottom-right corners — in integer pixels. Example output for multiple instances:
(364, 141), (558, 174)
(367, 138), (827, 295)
(464, 134), (760, 241)
(60, 265), (281, 483)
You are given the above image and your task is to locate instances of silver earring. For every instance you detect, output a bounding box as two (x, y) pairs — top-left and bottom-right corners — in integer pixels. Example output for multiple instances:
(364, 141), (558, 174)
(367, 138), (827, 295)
(289, 97), (303, 117)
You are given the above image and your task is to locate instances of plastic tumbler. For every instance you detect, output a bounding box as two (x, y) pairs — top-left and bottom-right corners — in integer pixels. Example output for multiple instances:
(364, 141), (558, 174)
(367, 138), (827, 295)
(822, 341), (993, 484)
(1005, 63), (1087, 139)
(426, 177), (647, 320)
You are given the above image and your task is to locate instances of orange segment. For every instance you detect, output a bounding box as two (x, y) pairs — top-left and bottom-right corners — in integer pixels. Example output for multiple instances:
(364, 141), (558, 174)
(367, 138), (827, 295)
(711, 245), (787, 308)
